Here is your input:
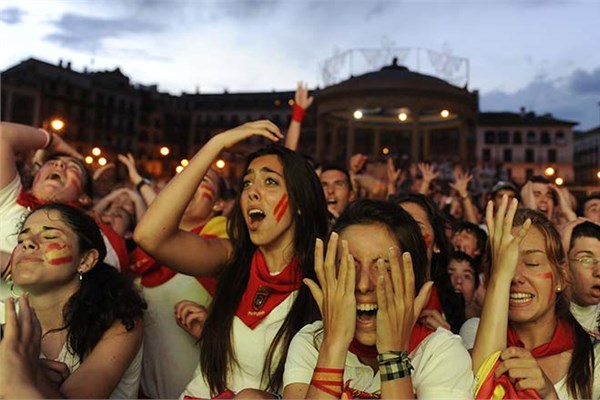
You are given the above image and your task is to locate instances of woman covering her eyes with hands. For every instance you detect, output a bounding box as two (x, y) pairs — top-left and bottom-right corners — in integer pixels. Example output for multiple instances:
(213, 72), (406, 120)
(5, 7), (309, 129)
(472, 197), (598, 399)
(282, 199), (473, 399)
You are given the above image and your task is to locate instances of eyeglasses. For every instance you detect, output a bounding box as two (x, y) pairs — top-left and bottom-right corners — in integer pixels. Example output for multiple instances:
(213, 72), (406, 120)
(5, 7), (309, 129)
(569, 256), (600, 267)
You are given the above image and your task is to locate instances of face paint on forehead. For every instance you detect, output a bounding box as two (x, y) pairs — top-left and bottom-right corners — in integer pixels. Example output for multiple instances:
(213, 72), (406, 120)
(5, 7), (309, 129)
(274, 193), (289, 223)
(44, 242), (74, 266)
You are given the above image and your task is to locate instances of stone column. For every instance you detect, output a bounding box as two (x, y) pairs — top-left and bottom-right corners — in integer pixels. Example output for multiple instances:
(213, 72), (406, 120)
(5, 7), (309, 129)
(410, 121), (420, 162)
(346, 119), (356, 163)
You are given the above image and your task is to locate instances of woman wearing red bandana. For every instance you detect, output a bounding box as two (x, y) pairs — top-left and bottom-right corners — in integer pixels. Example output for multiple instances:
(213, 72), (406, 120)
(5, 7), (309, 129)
(134, 120), (328, 398)
(472, 197), (599, 399)
(283, 200), (473, 399)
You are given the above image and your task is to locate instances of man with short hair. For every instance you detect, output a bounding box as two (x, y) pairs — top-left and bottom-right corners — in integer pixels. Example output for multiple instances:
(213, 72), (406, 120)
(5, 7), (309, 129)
(319, 164), (355, 219)
(580, 193), (600, 224)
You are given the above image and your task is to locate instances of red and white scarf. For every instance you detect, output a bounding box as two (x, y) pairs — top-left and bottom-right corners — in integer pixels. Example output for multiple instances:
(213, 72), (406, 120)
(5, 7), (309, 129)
(236, 250), (302, 329)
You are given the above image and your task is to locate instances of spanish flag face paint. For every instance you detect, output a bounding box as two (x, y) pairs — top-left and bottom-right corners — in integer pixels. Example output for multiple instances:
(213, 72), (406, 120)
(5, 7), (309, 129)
(12, 209), (80, 288)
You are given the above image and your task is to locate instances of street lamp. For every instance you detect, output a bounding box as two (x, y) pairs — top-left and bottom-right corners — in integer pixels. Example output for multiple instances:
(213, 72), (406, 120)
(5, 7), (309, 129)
(353, 110), (363, 120)
(50, 118), (65, 132)
(554, 177), (563, 186)
(98, 157), (107, 166)
(216, 159), (226, 169)
(84, 156), (94, 165)
(544, 167), (555, 177)
(160, 146), (170, 156)
(92, 147), (101, 156)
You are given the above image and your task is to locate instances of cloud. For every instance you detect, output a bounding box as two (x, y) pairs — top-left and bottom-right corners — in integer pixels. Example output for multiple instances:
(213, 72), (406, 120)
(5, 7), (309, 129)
(44, 13), (164, 52)
(0, 6), (25, 24)
(481, 67), (600, 130)
(569, 67), (600, 95)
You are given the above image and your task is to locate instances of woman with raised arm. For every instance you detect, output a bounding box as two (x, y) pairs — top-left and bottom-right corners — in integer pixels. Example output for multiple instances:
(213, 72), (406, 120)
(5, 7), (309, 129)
(134, 120), (329, 398)
(283, 199), (473, 399)
(473, 198), (598, 399)
(10, 203), (146, 398)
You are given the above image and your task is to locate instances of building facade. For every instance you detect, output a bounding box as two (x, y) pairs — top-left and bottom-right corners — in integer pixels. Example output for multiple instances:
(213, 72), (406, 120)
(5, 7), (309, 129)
(476, 110), (576, 185)
(2, 57), (582, 185)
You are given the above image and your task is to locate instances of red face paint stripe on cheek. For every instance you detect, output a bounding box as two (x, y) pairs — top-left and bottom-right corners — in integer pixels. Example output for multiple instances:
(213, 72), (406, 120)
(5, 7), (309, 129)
(46, 242), (68, 251)
(276, 199), (289, 223)
(274, 193), (288, 216)
(422, 232), (434, 249)
(47, 256), (73, 266)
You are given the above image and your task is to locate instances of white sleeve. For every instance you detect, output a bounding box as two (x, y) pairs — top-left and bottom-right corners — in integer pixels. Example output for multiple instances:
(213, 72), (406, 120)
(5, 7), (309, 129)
(283, 322), (322, 389)
(459, 317), (480, 350)
(412, 329), (473, 400)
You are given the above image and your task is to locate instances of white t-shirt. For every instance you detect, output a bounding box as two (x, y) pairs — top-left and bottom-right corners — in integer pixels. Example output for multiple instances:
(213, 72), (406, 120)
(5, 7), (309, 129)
(283, 321), (473, 399)
(181, 291), (298, 398)
(42, 340), (143, 399)
(139, 274), (212, 399)
(570, 302), (600, 340)
(0, 175), (26, 255)
(459, 317), (480, 350)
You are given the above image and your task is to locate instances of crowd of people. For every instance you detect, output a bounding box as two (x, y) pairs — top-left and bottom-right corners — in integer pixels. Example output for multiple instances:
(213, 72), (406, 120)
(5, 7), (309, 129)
(1, 82), (599, 399)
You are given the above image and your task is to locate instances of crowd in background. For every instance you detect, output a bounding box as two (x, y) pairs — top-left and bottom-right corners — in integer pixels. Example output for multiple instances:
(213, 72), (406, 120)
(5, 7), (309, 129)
(1, 82), (599, 399)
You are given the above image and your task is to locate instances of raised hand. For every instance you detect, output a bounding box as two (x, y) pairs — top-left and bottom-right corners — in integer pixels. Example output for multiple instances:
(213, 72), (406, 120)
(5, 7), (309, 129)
(375, 248), (433, 352)
(215, 120), (282, 149)
(294, 81), (314, 111)
(449, 170), (473, 198)
(495, 347), (558, 398)
(418, 309), (451, 331)
(486, 196), (531, 280)
(118, 153), (144, 185)
(550, 184), (577, 222)
(0, 296), (43, 399)
(349, 153), (368, 175)
(47, 133), (84, 160)
(519, 182), (536, 210)
(93, 163), (115, 181)
(386, 158), (401, 196)
(303, 232), (356, 349)
(417, 163), (439, 183)
(174, 300), (208, 339)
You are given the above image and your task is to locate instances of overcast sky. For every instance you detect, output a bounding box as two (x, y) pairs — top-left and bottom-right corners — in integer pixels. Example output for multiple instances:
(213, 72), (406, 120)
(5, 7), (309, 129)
(1, 0), (599, 130)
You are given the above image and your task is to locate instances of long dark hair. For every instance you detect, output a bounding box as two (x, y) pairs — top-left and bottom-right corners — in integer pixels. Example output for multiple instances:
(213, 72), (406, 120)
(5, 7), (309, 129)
(393, 193), (466, 332)
(199, 145), (328, 395)
(23, 203), (146, 361)
(513, 209), (594, 399)
(332, 199), (427, 292)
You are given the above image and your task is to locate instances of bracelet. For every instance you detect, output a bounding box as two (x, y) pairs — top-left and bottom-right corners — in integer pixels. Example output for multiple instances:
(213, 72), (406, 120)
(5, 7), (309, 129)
(377, 351), (413, 381)
(135, 178), (151, 192)
(39, 128), (53, 149)
(310, 367), (343, 397)
(292, 104), (306, 123)
(459, 192), (469, 200)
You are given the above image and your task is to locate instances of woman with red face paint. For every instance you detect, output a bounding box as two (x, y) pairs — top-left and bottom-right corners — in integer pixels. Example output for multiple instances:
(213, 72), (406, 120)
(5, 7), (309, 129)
(472, 199), (598, 399)
(283, 199), (473, 399)
(134, 120), (328, 398)
(10, 203), (146, 398)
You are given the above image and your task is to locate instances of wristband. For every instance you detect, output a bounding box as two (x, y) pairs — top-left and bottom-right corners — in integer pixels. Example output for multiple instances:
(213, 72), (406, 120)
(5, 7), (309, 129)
(135, 178), (151, 192)
(377, 351), (413, 381)
(39, 128), (53, 149)
(310, 367), (343, 397)
(292, 104), (306, 123)
(460, 192), (469, 200)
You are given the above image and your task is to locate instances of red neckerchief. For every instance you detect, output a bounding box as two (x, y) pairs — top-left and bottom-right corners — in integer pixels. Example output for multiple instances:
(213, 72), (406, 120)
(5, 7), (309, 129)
(348, 322), (435, 357)
(130, 224), (219, 295)
(16, 187), (80, 209)
(96, 220), (129, 271)
(236, 250), (301, 329)
(476, 318), (575, 399)
(424, 284), (441, 311)
(183, 389), (235, 400)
